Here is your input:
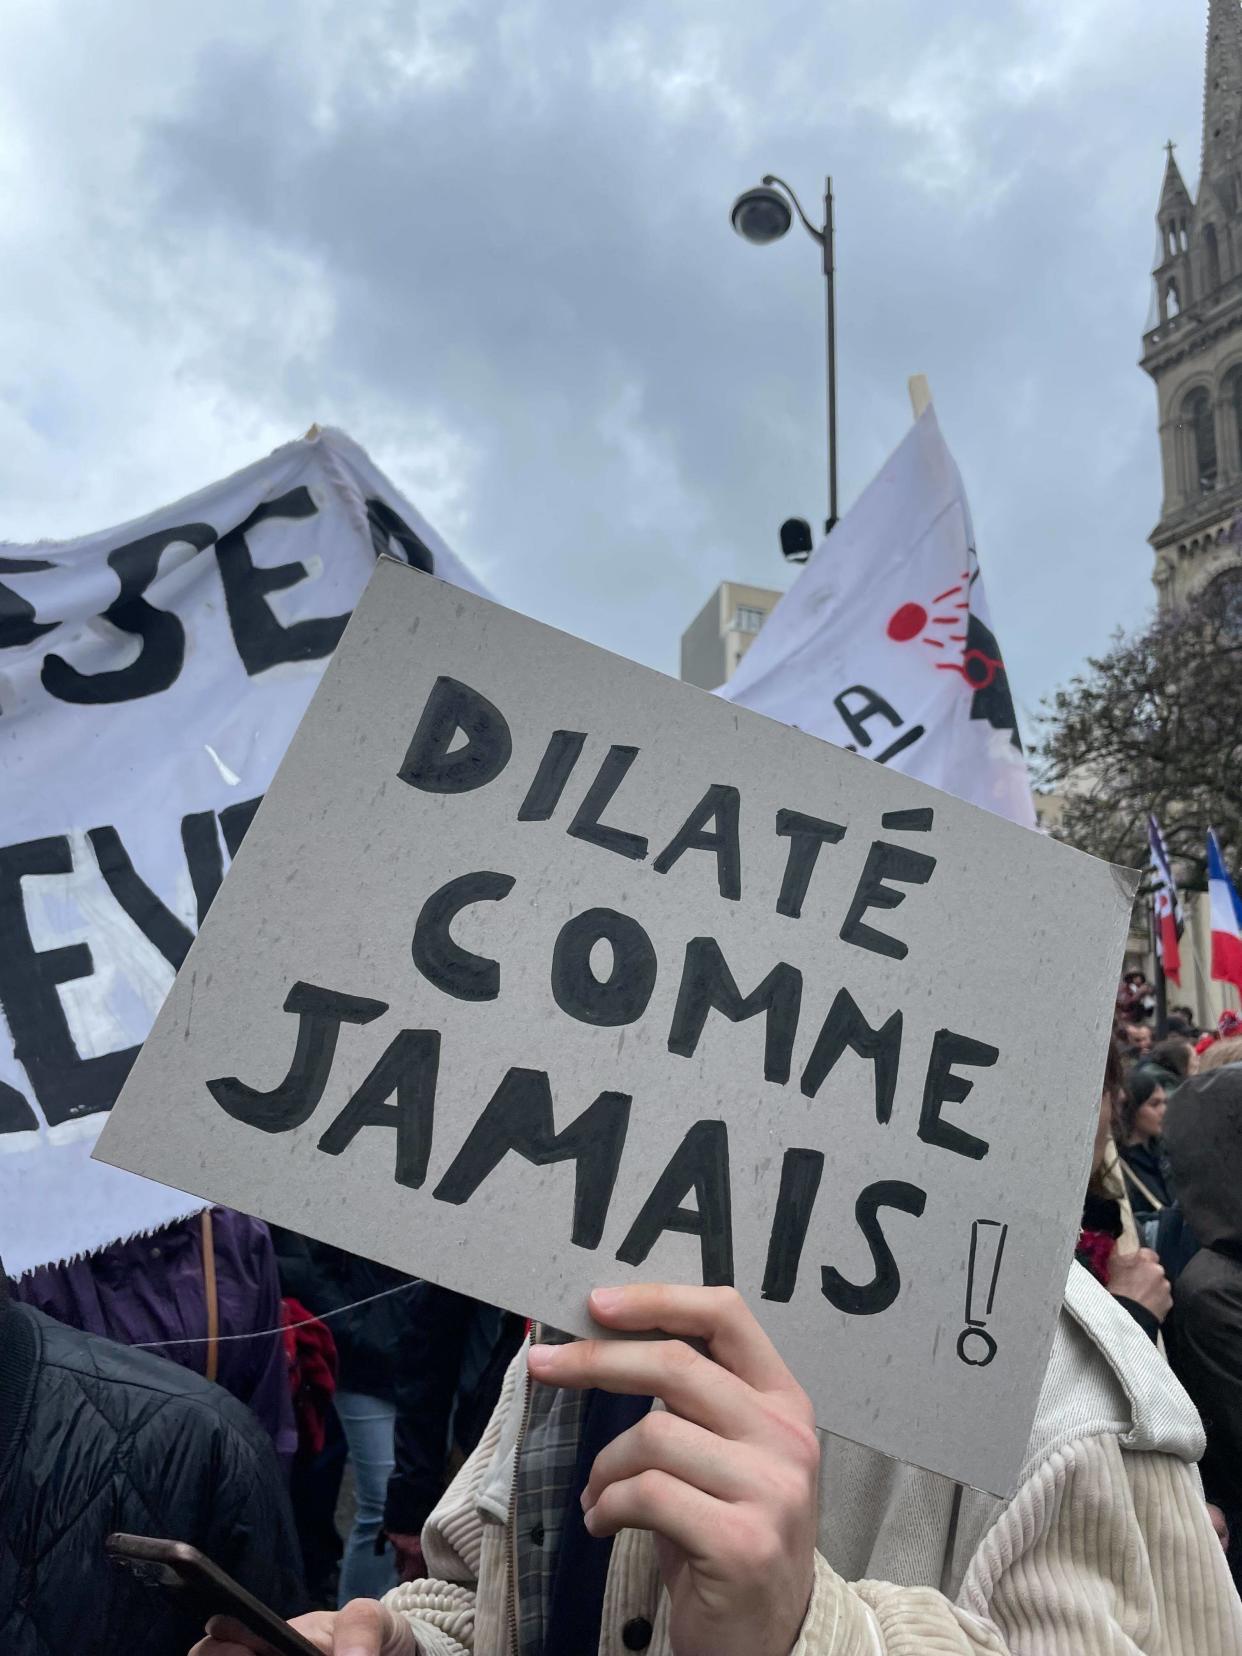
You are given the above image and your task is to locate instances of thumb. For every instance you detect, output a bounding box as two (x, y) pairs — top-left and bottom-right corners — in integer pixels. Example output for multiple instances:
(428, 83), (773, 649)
(334, 1598), (410, 1655)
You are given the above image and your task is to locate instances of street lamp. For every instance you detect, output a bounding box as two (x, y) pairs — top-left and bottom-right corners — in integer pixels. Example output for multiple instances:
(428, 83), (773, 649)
(730, 174), (838, 553)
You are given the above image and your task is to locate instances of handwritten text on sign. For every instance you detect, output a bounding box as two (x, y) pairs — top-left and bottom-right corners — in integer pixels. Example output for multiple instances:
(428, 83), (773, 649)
(96, 561), (1134, 1494)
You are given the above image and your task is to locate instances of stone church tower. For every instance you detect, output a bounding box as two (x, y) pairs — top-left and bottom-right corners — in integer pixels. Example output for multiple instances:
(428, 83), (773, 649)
(1143, 0), (1242, 610)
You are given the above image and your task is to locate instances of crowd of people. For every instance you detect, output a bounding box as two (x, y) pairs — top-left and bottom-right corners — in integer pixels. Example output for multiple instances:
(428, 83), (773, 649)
(4, 977), (1242, 1653)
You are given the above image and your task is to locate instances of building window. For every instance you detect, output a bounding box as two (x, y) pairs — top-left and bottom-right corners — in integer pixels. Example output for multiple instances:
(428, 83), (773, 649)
(1166, 276), (1181, 319)
(1182, 387), (1218, 493)
(731, 605), (767, 634)
(1203, 567), (1242, 636)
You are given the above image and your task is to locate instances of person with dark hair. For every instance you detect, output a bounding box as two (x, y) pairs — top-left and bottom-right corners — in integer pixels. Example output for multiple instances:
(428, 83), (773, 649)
(1148, 1036), (1197, 1079)
(0, 1251), (304, 1655)
(1115, 1068), (1175, 1219)
(1077, 1040), (1171, 1340)
(1164, 1064), (1242, 1588)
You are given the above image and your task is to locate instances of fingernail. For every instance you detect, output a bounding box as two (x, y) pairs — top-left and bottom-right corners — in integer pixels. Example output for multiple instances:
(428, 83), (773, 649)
(591, 1287), (624, 1311)
(528, 1343), (555, 1371)
(580, 1487), (596, 1513)
(583, 1505), (600, 1536)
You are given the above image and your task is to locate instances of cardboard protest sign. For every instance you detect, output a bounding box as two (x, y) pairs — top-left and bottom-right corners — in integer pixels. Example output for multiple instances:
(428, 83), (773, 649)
(95, 559), (1135, 1495)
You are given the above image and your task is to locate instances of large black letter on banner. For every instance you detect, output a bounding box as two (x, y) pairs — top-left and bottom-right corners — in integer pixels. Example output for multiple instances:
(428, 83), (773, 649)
(0, 1078), (38, 1133)
(42, 525), (215, 704)
(800, 988), (903, 1124)
(207, 981), (388, 1133)
(0, 836), (137, 1127)
(550, 908), (658, 1027)
(412, 871), (515, 1001)
(366, 497), (435, 573)
(87, 826), (194, 969)
(317, 1029), (440, 1188)
(667, 938), (801, 1085)
(216, 488), (348, 675)
(615, 1120), (734, 1285)
(432, 1070), (630, 1250)
(918, 1029), (998, 1161)
(820, 1180), (927, 1316)
(398, 677), (513, 795)
(0, 555), (56, 652)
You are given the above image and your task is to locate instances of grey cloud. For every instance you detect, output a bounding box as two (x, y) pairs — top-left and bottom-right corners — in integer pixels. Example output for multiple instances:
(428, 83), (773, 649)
(0, 0), (1207, 715)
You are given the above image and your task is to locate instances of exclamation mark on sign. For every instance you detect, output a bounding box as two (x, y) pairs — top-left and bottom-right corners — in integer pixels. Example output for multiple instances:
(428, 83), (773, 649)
(956, 1219), (1008, 1368)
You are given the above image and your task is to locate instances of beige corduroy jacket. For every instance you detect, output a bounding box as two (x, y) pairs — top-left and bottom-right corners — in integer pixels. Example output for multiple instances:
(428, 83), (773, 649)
(384, 1265), (1242, 1655)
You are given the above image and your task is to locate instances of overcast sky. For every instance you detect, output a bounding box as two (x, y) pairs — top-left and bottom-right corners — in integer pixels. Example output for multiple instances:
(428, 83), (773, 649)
(0, 1), (1208, 726)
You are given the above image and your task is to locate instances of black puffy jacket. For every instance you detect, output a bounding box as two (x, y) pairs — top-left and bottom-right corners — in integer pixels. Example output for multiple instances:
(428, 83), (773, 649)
(0, 1301), (304, 1655)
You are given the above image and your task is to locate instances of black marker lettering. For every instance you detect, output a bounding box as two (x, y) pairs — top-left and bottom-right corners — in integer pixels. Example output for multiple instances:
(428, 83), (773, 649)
(517, 731), (587, 821)
(652, 784), (742, 899)
(774, 809), (847, 919)
(821, 1179), (927, 1315)
(761, 1148), (825, 1302)
(800, 988), (903, 1124)
(398, 675), (513, 795)
(412, 870), (515, 1001)
(616, 1120), (734, 1286)
(317, 1029), (440, 1188)
(432, 1069), (630, 1250)
(207, 981), (387, 1133)
(566, 746), (648, 860)
(918, 1029), (998, 1161)
(551, 908), (657, 1027)
(667, 937), (801, 1085)
(839, 841), (936, 961)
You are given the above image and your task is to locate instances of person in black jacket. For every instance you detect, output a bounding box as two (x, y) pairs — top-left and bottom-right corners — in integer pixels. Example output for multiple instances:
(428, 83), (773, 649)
(1164, 1059), (1242, 1588)
(0, 1255), (304, 1656)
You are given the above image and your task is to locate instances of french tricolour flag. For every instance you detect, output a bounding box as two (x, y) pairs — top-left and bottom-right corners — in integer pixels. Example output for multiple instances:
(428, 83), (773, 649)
(1208, 828), (1242, 997)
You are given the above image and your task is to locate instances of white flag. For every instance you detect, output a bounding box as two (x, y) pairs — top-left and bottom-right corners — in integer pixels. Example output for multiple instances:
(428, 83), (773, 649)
(722, 408), (1034, 828)
(0, 427), (483, 1273)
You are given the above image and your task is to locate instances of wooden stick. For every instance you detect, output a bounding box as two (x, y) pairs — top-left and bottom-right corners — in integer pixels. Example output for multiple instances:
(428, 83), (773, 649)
(908, 375), (932, 418)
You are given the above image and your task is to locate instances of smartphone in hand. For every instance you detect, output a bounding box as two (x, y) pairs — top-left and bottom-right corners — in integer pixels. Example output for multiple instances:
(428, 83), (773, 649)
(105, 1532), (319, 1656)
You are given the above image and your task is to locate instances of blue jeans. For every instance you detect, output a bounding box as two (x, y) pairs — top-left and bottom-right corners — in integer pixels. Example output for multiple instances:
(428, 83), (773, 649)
(335, 1390), (399, 1605)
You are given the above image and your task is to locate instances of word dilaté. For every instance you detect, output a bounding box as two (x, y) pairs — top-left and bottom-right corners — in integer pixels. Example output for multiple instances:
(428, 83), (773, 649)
(208, 675), (1001, 1315)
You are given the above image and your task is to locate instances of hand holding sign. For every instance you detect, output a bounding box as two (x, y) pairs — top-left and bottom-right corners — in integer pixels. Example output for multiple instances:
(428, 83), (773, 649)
(95, 561), (1135, 1495)
(531, 1284), (818, 1656)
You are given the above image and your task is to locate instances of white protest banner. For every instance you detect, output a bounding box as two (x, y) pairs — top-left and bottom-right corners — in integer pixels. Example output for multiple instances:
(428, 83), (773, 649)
(722, 407), (1036, 828)
(96, 559), (1134, 1495)
(0, 429), (483, 1276)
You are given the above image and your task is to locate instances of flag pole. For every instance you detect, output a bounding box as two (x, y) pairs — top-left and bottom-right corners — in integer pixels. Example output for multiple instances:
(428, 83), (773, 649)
(1150, 894), (1168, 1038)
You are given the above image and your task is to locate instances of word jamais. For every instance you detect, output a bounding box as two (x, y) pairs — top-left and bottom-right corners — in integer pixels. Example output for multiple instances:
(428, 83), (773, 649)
(210, 676), (1002, 1316)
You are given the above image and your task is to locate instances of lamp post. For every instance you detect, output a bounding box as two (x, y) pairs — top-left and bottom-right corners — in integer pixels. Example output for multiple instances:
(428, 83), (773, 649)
(730, 175), (838, 552)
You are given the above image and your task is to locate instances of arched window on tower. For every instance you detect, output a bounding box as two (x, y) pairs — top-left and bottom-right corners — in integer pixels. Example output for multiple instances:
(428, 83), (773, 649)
(1182, 387), (1218, 493)
(1205, 223), (1223, 292)
(1166, 276), (1182, 319)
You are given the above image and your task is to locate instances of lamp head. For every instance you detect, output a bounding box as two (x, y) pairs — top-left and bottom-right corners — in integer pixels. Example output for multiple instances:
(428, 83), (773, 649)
(730, 184), (793, 245)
